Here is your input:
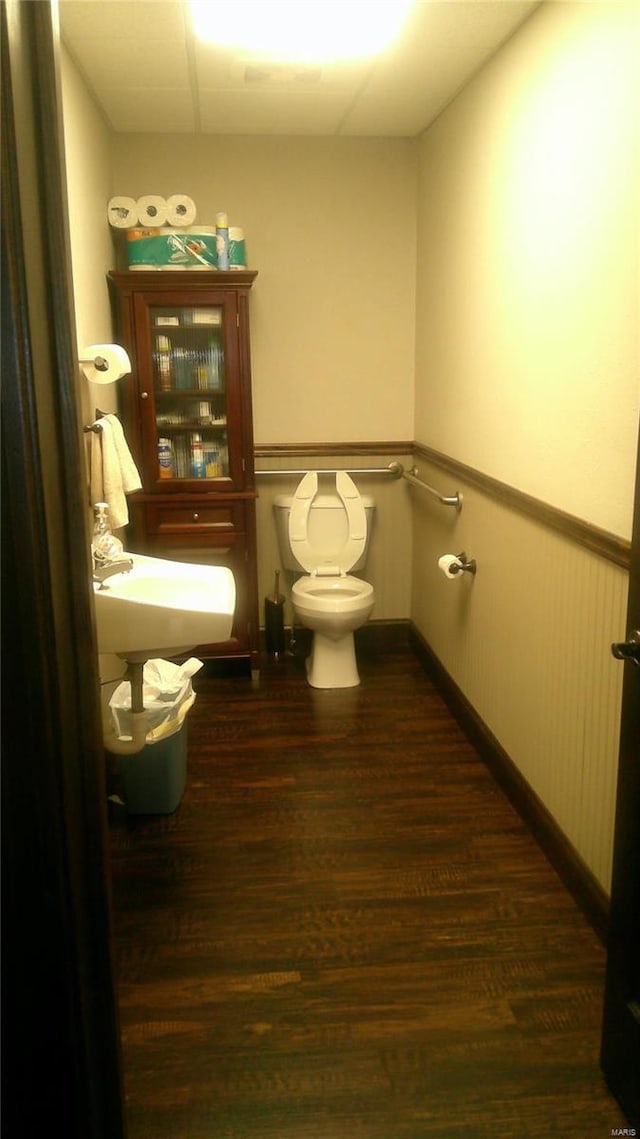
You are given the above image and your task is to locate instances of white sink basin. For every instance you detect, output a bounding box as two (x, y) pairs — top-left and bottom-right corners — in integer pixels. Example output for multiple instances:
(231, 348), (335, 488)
(93, 552), (236, 661)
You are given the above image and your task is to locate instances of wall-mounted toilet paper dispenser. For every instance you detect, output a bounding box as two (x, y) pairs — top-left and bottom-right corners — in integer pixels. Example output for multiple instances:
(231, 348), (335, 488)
(438, 551), (477, 579)
(79, 344), (131, 385)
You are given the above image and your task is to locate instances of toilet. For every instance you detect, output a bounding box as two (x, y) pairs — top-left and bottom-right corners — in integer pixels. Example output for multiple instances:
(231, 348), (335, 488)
(273, 471), (375, 689)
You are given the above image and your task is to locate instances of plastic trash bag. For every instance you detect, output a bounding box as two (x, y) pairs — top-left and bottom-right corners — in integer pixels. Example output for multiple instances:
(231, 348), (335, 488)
(109, 657), (203, 744)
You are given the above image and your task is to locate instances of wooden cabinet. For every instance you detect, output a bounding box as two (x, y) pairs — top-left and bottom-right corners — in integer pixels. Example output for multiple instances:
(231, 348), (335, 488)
(108, 270), (260, 673)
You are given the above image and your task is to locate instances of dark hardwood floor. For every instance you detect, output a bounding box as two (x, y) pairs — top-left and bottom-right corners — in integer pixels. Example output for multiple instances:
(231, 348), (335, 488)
(108, 644), (627, 1138)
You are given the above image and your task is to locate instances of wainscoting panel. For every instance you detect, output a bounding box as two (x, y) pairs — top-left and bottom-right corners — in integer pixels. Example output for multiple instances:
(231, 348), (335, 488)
(409, 456), (628, 894)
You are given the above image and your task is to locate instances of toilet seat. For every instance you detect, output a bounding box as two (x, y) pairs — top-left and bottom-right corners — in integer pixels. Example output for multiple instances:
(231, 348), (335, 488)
(288, 471), (366, 577)
(292, 574), (374, 611)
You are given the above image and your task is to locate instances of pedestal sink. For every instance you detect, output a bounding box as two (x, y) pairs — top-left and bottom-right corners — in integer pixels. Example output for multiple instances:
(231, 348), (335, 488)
(92, 552), (236, 661)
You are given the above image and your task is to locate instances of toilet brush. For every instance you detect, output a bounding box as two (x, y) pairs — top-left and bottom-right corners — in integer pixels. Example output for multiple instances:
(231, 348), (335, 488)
(264, 570), (285, 657)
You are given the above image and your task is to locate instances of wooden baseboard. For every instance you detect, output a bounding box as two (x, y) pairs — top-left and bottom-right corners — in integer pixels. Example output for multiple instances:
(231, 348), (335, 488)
(408, 623), (610, 944)
(356, 619), (412, 653)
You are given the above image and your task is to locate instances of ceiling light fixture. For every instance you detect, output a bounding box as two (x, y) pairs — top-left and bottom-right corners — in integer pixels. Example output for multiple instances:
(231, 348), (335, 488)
(189, 0), (414, 63)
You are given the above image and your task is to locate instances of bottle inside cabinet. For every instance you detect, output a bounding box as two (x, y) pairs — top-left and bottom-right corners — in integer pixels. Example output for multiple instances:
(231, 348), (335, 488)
(150, 304), (229, 480)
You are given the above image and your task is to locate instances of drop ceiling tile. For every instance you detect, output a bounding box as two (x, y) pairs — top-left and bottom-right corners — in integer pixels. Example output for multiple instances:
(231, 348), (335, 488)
(195, 40), (371, 93)
(98, 88), (196, 132)
(59, 0), (186, 42)
(192, 42), (238, 88)
(343, 0), (538, 136)
(68, 39), (190, 93)
(199, 88), (353, 136)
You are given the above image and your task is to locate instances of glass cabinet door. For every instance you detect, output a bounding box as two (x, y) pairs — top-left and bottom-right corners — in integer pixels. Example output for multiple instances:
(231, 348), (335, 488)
(144, 301), (233, 484)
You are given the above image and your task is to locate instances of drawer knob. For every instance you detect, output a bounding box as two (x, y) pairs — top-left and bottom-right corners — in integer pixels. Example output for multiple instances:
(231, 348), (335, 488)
(193, 512), (199, 521)
(141, 391), (149, 399)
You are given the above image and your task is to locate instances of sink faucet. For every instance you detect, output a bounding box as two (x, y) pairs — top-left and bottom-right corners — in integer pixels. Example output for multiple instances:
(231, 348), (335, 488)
(93, 556), (134, 586)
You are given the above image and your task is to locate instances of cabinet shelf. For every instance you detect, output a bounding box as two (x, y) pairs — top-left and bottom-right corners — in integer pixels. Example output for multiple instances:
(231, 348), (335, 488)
(155, 421), (228, 431)
(161, 476), (230, 483)
(155, 388), (225, 398)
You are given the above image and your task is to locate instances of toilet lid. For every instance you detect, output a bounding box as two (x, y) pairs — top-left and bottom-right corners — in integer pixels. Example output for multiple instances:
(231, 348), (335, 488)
(288, 470), (367, 576)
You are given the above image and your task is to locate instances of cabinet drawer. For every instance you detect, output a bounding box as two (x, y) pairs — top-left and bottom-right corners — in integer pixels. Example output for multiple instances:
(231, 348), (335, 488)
(145, 502), (238, 534)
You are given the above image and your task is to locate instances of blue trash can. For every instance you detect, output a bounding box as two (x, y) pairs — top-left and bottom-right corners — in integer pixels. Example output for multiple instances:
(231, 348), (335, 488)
(120, 722), (188, 814)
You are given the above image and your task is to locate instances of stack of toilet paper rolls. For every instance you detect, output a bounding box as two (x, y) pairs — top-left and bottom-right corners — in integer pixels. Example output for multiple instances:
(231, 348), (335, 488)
(108, 195), (197, 229)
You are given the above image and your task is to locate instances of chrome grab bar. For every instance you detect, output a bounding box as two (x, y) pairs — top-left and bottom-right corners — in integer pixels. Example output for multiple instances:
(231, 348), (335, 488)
(402, 466), (462, 510)
(255, 460), (461, 508)
(255, 461), (404, 478)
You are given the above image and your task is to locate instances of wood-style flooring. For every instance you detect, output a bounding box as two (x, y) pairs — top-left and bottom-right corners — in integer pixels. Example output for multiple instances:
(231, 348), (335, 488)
(108, 644), (627, 1138)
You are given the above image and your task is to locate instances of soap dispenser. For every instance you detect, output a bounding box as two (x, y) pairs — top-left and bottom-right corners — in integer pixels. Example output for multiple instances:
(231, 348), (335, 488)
(91, 502), (123, 564)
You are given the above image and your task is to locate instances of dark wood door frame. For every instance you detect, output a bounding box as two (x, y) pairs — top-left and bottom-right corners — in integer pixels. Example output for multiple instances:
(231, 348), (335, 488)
(600, 417), (640, 1127)
(1, 2), (125, 1136)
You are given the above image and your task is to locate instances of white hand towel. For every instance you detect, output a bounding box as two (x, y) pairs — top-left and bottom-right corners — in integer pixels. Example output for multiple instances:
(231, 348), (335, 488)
(89, 414), (142, 530)
(103, 414), (142, 494)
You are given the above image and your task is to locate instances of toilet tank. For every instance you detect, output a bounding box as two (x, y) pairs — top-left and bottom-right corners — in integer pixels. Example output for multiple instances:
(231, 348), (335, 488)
(273, 491), (375, 573)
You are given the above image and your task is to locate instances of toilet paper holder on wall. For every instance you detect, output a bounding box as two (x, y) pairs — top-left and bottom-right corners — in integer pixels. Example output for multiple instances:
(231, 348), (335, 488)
(450, 551), (477, 575)
(79, 343), (131, 384)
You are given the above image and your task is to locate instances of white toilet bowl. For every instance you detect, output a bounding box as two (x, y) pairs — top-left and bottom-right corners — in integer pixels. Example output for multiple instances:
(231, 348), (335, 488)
(292, 574), (374, 688)
(273, 470), (376, 689)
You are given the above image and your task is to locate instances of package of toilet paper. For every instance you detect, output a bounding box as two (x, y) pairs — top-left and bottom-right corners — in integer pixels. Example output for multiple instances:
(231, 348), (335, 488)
(126, 227), (217, 269)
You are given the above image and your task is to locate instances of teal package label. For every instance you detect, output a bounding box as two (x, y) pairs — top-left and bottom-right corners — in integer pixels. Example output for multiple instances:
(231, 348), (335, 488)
(127, 231), (217, 268)
(228, 237), (246, 267)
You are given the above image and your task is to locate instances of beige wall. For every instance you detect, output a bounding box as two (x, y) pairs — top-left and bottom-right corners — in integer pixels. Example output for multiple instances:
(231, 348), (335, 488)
(60, 46), (126, 687)
(412, 0), (638, 891)
(60, 45), (117, 422)
(415, 0), (639, 539)
(110, 135), (418, 445)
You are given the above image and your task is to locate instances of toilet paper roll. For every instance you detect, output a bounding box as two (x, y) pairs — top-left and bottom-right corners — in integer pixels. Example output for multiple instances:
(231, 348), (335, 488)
(166, 194), (197, 227)
(107, 196), (138, 228)
(136, 195), (168, 226)
(80, 344), (131, 385)
(438, 554), (463, 579)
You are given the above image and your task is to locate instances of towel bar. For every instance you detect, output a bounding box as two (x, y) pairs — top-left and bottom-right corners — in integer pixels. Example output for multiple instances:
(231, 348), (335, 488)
(83, 407), (109, 433)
